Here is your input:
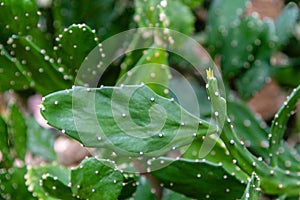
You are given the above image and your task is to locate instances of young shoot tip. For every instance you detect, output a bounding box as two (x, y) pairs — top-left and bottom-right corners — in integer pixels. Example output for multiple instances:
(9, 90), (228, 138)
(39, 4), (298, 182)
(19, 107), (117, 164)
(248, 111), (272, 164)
(206, 68), (215, 80)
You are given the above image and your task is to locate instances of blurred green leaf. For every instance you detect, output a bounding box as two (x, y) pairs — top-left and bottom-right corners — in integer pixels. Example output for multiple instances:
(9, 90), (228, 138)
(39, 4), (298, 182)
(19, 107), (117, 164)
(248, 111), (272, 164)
(52, 0), (134, 39)
(0, 167), (36, 200)
(26, 117), (56, 162)
(135, 0), (194, 35)
(236, 61), (270, 100)
(272, 65), (300, 87)
(179, 0), (203, 9)
(275, 2), (299, 47)
(8, 103), (27, 160)
(220, 15), (263, 78)
(206, 0), (249, 55)
(165, 0), (195, 35)
(0, 116), (10, 165)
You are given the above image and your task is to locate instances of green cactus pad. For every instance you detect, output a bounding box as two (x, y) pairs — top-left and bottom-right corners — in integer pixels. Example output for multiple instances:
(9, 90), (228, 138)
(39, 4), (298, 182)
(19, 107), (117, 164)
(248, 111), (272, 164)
(26, 164), (70, 200)
(118, 46), (170, 97)
(42, 174), (74, 200)
(184, 138), (249, 183)
(275, 2), (299, 47)
(236, 61), (271, 100)
(6, 36), (71, 95)
(180, 0), (203, 9)
(55, 24), (98, 81)
(135, 0), (194, 35)
(118, 173), (138, 199)
(163, 189), (196, 200)
(131, 176), (156, 200)
(272, 65), (300, 87)
(0, 45), (32, 92)
(206, 0), (249, 55)
(152, 157), (246, 199)
(207, 69), (300, 196)
(40, 85), (212, 156)
(220, 14), (263, 78)
(0, 0), (39, 42)
(0, 116), (10, 166)
(70, 158), (124, 200)
(228, 99), (300, 172)
(26, 117), (56, 162)
(8, 103), (27, 161)
(164, 0), (195, 35)
(227, 100), (269, 158)
(0, 167), (36, 200)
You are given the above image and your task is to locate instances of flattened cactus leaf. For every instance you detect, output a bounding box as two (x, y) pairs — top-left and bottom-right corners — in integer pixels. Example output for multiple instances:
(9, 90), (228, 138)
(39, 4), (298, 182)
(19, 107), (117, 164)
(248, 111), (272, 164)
(0, 45), (32, 92)
(183, 138), (248, 183)
(151, 157), (246, 199)
(135, 0), (167, 28)
(241, 173), (261, 200)
(6, 36), (71, 95)
(26, 117), (56, 162)
(206, 0), (249, 55)
(163, 189), (196, 200)
(207, 68), (300, 196)
(70, 158), (124, 200)
(165, 0), (195, 35)
(55, 24), (98, 80)
(42, 175), (74, 200)
(131, 177), (156, 200)
(118, 46), (170, 97)
(272, 65), (300, 87)
(179, 0), (203, 9)
(0, 0), (39, 42)
(275, 2), (299, 47)
(135, 0), (194, 35)
(236, 61), (271, 100)
(254, 19), (276, 61)
(25, 164), (70, 200)
(0, 167), (36, 200)
(277, 143), (300, 172)
(0, 116), (10, 164)
(118, 173), (138, 199)
(41, 85), (212, 156)
(227, 100), (269, 158)
(220, 15), (263, 78)
(228, 99), (300, 172)
(8, 103), (27, 161)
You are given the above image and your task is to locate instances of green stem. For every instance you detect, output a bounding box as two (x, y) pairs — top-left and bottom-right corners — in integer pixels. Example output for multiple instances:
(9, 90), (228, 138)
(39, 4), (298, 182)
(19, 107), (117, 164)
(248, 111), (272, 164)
(269, 85), (300, 167)
(206, 69), (300, 196)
